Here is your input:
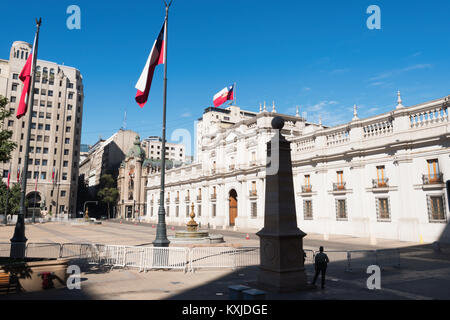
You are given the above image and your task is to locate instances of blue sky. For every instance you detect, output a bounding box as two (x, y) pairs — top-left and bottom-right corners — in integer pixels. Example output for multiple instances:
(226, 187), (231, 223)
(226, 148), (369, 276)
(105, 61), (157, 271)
(1, 0), (449, 155)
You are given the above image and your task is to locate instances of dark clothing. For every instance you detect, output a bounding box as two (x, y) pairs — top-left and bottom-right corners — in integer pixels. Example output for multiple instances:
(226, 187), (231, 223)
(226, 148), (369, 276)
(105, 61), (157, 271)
(312, 252), (329, 288)
(312, 265), (327, 288)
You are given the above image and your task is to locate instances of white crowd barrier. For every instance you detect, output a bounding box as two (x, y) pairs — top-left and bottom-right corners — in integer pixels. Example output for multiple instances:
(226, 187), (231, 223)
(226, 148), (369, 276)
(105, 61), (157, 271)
(0, 242), (401, 274)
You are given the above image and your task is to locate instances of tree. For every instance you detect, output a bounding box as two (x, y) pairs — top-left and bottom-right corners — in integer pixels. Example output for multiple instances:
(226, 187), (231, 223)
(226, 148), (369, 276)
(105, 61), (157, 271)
(97, 174), (119, 219)
(0, 181), (22, 217)
(0, 95), (17, 163)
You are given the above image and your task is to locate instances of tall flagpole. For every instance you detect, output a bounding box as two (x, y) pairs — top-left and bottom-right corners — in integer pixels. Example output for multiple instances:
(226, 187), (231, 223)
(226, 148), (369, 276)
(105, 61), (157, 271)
(234, 82), (237, 105)
(3, 163), (11, 225)
(10, 18), (42, 258)
(153, 1), (172, 248)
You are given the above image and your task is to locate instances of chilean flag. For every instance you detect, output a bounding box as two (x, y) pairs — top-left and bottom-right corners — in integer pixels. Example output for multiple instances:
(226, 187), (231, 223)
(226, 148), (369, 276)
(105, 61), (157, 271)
(16, 35), (37, 119)
(213, 85), (234, 107)
(135, 23), (165, 108)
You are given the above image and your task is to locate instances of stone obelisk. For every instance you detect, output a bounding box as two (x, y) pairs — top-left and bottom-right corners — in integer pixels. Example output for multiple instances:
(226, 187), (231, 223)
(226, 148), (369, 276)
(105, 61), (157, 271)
(256, 116), (308, 292)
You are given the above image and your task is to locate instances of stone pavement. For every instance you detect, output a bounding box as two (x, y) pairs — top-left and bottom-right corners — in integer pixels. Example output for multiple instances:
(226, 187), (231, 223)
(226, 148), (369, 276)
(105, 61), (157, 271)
(1, 221), (449, 300)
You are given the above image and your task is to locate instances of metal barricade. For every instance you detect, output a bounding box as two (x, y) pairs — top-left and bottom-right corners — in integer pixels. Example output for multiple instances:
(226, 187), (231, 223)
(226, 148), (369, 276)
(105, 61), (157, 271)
(0, 243), (11, 257)
(375, 248), (401, 270)
(233, 247), (259, 268)
(304, 249), (315, 264)
(25, 242), (61, 259)
(347, 250), (377, 272)
(190, 247), (252, 272)
(141, 247), (189, 272)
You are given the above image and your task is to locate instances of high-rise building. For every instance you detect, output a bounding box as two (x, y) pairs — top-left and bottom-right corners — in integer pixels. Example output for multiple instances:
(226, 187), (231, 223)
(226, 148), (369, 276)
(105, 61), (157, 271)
(0, 41), (84, 218)
(142, 136), (186, 163)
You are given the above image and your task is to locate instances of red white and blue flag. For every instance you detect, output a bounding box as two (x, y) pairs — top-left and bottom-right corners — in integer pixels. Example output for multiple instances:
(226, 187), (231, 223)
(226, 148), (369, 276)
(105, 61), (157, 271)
(213, 85), (234, 107)
(135, 23), (166, 108)
(16, 34), (37, 119)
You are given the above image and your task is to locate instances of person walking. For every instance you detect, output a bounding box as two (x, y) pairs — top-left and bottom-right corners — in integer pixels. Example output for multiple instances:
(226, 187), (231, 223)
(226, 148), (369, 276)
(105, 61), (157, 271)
(312, 246), (329, 289)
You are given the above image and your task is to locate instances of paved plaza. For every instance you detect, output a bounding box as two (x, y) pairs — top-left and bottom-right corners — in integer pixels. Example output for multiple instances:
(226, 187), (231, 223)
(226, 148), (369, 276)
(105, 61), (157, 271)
(1, 221), (450, 300)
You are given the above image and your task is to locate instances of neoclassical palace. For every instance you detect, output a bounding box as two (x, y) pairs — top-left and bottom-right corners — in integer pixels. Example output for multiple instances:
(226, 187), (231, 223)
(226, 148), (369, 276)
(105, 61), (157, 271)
(118, 94), (449, 243)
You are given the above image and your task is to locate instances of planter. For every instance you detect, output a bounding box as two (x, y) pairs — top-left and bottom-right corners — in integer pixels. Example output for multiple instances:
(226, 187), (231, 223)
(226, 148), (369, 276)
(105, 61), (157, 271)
(1, 258), (69, 293)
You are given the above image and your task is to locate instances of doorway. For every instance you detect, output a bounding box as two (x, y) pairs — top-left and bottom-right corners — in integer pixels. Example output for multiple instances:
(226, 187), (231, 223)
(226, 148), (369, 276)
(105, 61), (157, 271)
(229, 189), (238, 226)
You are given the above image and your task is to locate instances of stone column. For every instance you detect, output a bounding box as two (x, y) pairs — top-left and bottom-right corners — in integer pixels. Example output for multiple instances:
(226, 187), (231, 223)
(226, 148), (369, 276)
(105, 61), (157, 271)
(256, 117), (308, 292)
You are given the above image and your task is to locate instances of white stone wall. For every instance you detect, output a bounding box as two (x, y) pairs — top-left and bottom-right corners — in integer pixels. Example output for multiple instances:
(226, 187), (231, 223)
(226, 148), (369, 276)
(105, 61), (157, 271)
(145, 96), (450, 243)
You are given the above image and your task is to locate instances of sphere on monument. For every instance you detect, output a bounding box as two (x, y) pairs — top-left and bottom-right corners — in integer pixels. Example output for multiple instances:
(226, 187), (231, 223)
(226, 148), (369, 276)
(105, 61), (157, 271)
(271, 116), (285, 130)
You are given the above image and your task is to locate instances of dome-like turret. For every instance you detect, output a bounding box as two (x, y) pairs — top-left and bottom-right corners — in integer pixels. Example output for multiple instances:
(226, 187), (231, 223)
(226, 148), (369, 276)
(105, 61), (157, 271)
(127, 135), (145, 160)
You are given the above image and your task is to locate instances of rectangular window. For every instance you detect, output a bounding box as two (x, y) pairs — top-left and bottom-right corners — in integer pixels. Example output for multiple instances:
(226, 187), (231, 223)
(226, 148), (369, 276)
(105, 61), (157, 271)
(427, 195), (447, 223)
(62, 173), (67, 180)
(10, 96), (16, 103)
(337, 171), (344, 186)
(336, 199), (347, 220)
(376, 197), (391, 221)
(186, 205), (190, 217)
(12, 83), (18, 91)
(166, 206), (169, 217)
(197, 204), (201, 217)
(45, 124), (51, 130)
(61, 191), (66, 197)
(41, 172), (46, 180)
(212, 203), (216, 217)
(176, 206), (179, 217)
(251, 202), (257, 218)
(304, 200), (313, 220)
(427, 159), (440, 180)
(305, 175), (311, 186)
(42, 159), (48, 166)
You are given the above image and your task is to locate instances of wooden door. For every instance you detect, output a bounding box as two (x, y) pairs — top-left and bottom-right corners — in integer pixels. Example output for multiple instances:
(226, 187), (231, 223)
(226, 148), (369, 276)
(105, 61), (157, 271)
(229, 192), (238, 226)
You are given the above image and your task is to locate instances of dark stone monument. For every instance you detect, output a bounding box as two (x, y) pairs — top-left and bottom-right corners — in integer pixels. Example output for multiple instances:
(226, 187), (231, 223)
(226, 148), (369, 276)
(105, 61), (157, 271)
(256, 116), (308, 292)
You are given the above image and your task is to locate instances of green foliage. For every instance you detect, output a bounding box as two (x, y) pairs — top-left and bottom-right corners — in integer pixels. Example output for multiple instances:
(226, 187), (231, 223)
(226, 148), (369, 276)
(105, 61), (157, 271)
(0, 95), (17, 163)
(0, 180), (21, 215)
(97, 174), (119, 218)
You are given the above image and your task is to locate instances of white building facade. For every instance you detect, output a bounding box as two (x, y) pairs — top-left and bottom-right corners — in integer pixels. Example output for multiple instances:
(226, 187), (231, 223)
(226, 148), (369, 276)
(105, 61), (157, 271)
(144, 97), (450, 243)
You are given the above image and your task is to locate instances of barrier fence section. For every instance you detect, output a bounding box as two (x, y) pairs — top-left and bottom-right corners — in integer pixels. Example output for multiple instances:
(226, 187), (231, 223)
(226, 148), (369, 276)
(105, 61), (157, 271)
(25, 243), (61, 259)
(0, 243), (12, 257)
(1, 242), (401, 274)
(189, 247), (260, 272)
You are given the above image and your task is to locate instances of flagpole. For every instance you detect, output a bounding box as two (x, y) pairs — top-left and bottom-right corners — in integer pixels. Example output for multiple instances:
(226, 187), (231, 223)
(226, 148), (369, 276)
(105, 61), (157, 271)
(3, 164), (11, 225)
(10, 18), (42, 258)
(234, 82), (237, 105)
(153, 1), (172, 248)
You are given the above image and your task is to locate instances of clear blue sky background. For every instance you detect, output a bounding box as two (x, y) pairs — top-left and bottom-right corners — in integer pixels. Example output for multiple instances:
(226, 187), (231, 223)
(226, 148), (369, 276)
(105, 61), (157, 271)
(1, 0), (449, 155)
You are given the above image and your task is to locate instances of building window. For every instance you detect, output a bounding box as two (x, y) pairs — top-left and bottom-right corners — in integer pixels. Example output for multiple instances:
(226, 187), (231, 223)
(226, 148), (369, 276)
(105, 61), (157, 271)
(251, 202), (257, 218)
(303, 200), (313, 220)
(60, 191), (66, 197)
(197, 204), (201, 217)
(62, 173), (67, 180)
(335, 199), (348, 220)
(427, 195), (447, 223)
(12, 83), (18, 91)
(176, 206), (179, 217)
(41, 172), (46, 180)
(45, 124), (51, 130)
(426, 159), (441, 183)
(376, 197), (391, 221)
(212, 203), (216, 217)
(166, 206), (169, 217)
(186, 205), (190, 217)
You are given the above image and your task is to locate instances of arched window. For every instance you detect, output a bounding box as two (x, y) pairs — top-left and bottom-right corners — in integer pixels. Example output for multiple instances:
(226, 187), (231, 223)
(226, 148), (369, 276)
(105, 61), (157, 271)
(43, 67), (48, 75)
(25, 52), (28, 60)
(21, 51), (24, 59)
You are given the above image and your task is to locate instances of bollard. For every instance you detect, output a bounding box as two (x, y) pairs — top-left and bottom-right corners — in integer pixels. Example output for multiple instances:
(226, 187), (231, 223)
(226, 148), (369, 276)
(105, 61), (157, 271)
(242, 289), (266, 300)
(228, 285), (251, 300)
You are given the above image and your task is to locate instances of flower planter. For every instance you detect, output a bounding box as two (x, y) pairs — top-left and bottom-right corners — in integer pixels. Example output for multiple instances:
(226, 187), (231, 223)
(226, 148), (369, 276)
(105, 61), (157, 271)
(1, 258), (69, 293)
